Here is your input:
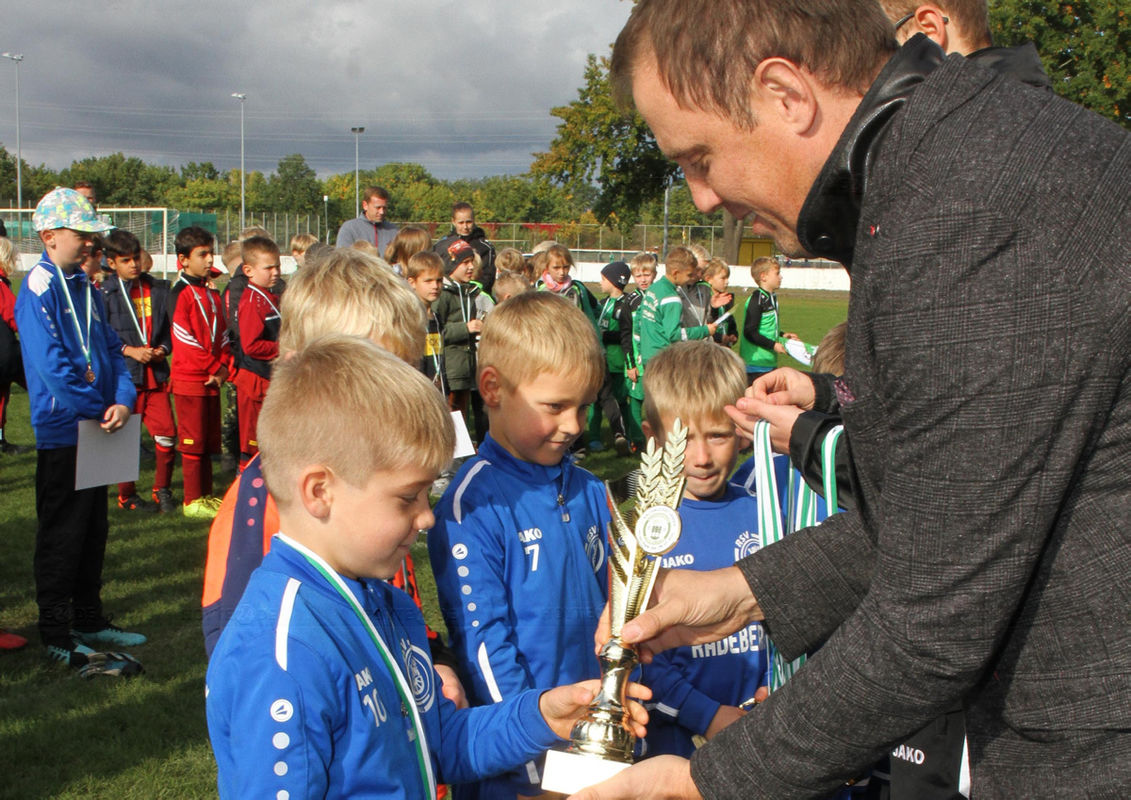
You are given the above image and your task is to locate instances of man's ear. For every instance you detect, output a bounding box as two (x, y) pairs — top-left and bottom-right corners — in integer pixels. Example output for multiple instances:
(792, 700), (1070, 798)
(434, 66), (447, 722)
(752, 58), (819, 135)
(910, 5), (951, 50)
(479, 365), (503, 407)
(297, 465), (334, 521)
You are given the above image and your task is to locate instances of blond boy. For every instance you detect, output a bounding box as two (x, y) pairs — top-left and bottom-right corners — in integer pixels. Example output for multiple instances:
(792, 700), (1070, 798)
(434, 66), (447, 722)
(288, 232), (317, 266)
(206, 336), (647, 799)
(428, 292), (614, 798)
(625, 252), (658, 448)
(405, 250), (447, 395)
(740, 256), (798, 380)
(493, 270), (532, 303)
(638, 340), (771, 757)
(233, 236), (283, 465)
(638, 245), (718, 367)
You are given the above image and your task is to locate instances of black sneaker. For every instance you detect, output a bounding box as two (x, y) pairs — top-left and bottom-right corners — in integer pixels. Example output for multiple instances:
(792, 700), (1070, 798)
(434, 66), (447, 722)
(153, 488), (179, 514)
(0, 439), (31, 455)
(118, 494), (158, 513)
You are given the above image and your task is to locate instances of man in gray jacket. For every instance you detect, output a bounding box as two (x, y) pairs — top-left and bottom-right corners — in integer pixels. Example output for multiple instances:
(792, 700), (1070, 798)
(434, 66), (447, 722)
(574, 1), (1131, 799)
(335, 185), (398, 252)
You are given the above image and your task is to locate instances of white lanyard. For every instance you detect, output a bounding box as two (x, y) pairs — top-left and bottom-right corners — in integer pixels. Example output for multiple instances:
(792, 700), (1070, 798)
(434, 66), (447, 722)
(121, 278), (150, 345)
(247, 284), (280, 318)
(54, 264), (94, 381)
(678, 284), (706, 325)
(276, 535), (436, 800)
(178, 275), (217, 345)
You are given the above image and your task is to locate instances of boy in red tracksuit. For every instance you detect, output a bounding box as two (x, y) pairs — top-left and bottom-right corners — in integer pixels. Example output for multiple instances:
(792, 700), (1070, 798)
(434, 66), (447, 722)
(169, 226), (230, 519)
(234, 236), (281, 467)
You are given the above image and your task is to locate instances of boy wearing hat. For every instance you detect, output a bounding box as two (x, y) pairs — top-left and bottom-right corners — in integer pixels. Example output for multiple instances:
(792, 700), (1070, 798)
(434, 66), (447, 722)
(432, 239), (485, 443)
(15, 187), (146, 670)
(591, 261), (635, 454)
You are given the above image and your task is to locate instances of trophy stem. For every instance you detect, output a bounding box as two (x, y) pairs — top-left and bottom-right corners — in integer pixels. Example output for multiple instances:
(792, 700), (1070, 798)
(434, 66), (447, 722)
(567, 638), (640, 763)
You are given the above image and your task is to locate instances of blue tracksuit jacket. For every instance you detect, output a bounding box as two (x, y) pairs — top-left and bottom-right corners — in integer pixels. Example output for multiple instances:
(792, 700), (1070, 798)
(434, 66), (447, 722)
(206, 536), (562, 800)
(15, 253), (135, 448)
(428, 434), (610, 796)
(640, 483), (771, 758)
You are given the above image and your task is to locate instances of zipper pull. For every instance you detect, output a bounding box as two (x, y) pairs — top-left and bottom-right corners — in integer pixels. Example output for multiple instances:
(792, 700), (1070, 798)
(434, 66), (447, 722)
(558, 493), (570, 523)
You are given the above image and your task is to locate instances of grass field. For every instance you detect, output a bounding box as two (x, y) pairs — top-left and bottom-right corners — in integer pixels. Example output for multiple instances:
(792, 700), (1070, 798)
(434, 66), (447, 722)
(0, 288), (846, 799)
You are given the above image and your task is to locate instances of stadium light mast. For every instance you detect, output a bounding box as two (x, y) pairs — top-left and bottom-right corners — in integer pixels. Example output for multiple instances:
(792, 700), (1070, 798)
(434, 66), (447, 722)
(350, 126), (365, 218)
(2, 53), (24, 212)
(232, 92), (246, 226)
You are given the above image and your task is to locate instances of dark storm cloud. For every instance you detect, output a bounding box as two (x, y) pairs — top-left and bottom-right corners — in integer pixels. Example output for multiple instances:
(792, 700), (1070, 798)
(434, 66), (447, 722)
(0, 0), (632, 179)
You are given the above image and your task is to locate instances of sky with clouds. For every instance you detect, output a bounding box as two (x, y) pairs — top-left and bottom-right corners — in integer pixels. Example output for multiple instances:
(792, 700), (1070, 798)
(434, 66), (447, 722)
(0, 0), (634, 180)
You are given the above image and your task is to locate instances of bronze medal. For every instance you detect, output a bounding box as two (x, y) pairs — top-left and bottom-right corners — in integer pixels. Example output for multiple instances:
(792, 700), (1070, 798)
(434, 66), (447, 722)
(84, 366), (96, 384)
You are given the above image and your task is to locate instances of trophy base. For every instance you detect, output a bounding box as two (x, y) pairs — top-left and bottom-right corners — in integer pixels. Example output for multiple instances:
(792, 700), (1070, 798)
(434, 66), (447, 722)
(541, 747), (631, 795)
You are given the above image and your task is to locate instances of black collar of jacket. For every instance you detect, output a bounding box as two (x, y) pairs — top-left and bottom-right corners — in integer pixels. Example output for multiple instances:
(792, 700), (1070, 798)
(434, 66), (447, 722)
(796, 34), (945, 268)
(179, 272), (208, 288)
(966, 42), (1052, 90)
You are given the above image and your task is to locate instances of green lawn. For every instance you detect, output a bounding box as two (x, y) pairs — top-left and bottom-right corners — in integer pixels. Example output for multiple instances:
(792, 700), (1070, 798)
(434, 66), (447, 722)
(0, 288), (847, 799)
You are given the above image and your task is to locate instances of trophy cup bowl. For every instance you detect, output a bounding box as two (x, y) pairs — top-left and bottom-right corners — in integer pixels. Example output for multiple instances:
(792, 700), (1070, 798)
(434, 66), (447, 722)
(542, 423), (687, 795)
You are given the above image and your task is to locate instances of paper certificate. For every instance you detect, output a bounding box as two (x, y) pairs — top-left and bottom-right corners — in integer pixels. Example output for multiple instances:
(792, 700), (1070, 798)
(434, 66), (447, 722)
(75, 415), (141, 491)
(451, 411), (476, 459)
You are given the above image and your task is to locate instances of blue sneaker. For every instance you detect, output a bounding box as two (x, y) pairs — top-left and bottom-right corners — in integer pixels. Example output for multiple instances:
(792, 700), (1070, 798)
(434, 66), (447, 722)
(45, 639), (96, 668)
(73, 621), (147, 649)
(588, 440), (606, 452)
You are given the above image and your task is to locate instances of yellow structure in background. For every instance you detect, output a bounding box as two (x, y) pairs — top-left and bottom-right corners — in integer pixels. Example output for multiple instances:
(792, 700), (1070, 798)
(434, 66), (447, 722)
(737, 235), (775, 266)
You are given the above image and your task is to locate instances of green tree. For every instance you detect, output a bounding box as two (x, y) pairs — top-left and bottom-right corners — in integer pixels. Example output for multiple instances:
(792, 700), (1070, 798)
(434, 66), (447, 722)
(181, 161), (221, 182)
(267, 154), (321, 213)
(530, 53), (679, 230)
(60, 153), (179, 206)
(990, 0), (1129, 127)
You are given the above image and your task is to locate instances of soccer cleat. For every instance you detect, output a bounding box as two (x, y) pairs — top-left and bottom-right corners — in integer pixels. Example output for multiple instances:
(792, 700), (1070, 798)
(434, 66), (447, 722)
(117, 494), (158, 513)
(613, 435), (631, 457)
(152, 487), (179, 514)
(588, 440), (606, 452)
(78, 650), (144, 679)
(0, 628), (28, 650)
(73, 620), (147, 649)
(183, 495), (224, 520)
(45, 639), (96, 668)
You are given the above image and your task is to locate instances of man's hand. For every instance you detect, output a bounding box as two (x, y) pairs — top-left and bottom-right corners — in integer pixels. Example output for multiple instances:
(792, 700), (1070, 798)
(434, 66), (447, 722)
(569, 755), (700, 800)
(467, 319), (484, 334)
(434, 664), (469, 710)
(724, 397), (803, 455)
(101, 404), (131, 433)
(539, 679), (651, 741)
(749, 367), (815, 409)
(616, 567), (762, 663)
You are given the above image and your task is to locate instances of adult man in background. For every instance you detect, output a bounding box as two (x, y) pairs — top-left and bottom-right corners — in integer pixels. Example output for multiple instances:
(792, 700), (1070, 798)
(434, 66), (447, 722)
(335, 186), (398, 252)
(576, 1), (1130, 798)
(433, 202), (497, 294)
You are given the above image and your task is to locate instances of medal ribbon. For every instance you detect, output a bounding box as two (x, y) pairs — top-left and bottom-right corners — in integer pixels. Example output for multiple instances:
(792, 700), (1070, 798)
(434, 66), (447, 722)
(277, 535), (435, 800)
(53, 264), (93, 375)
(121, 279), (150, 345)
(247, 284), (281, 317)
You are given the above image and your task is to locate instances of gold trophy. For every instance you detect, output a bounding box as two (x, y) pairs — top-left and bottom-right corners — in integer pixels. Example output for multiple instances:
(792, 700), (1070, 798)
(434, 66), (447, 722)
(542, 421), (687, 795)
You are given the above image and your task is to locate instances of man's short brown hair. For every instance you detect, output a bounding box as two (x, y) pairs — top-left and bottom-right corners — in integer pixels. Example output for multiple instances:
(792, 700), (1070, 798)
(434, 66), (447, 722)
(611, 0), (897, 129)
(878, 1), (991, 48)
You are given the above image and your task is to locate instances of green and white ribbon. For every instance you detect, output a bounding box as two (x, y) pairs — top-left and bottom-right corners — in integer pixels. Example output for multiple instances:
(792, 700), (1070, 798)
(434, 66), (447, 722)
(278, 534), (436, 800)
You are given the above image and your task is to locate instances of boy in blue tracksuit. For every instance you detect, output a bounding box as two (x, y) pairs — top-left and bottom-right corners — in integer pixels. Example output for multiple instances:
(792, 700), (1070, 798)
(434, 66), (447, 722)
(206, 336), (648, 800)
(16, 187), (145, 670)
(638, 340), (771, 757)
(429, 292), (612, 799)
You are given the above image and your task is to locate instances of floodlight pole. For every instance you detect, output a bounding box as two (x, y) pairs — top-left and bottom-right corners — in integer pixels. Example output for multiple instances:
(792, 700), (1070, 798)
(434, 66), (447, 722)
(2, 53), (23, 212)
(350, 126), (365, 218)
(323, 194), (329, 239)
(232, 93), (246, 227)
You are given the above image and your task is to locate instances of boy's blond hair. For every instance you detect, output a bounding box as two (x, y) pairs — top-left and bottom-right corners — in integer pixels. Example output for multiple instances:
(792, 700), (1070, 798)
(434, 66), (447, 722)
(405, 250), (443, 280)
(643, 340), (746, 433)
(222, 240), (243, 270)
(493, 270), (532, 302)
(238, 225), (272, 242)
(384, 225), (432, 267)
(703, 256), (730, 281)
(630, 252), (658, 273)
(689, 244), (710, 266)
(812, 321), (847, 376)
(750, 256), (779, 284)
(350, 240), (380, 257)
(278, 249), (426, 364)
(259, 335), (454, 506)
(241, 235), (279, 265)
(529, 250), (549, 277)
(289, 233), (318, 254)
(664, 245), (696, 275)
(0, 237), (19, 276)
(478, 292), (603, 396)
(495, 247), (526, 274)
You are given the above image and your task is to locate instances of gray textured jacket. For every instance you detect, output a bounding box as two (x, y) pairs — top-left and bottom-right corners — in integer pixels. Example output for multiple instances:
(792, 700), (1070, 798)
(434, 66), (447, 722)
(334, 216), (398, 253)
(692, 38), (1131, 799)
